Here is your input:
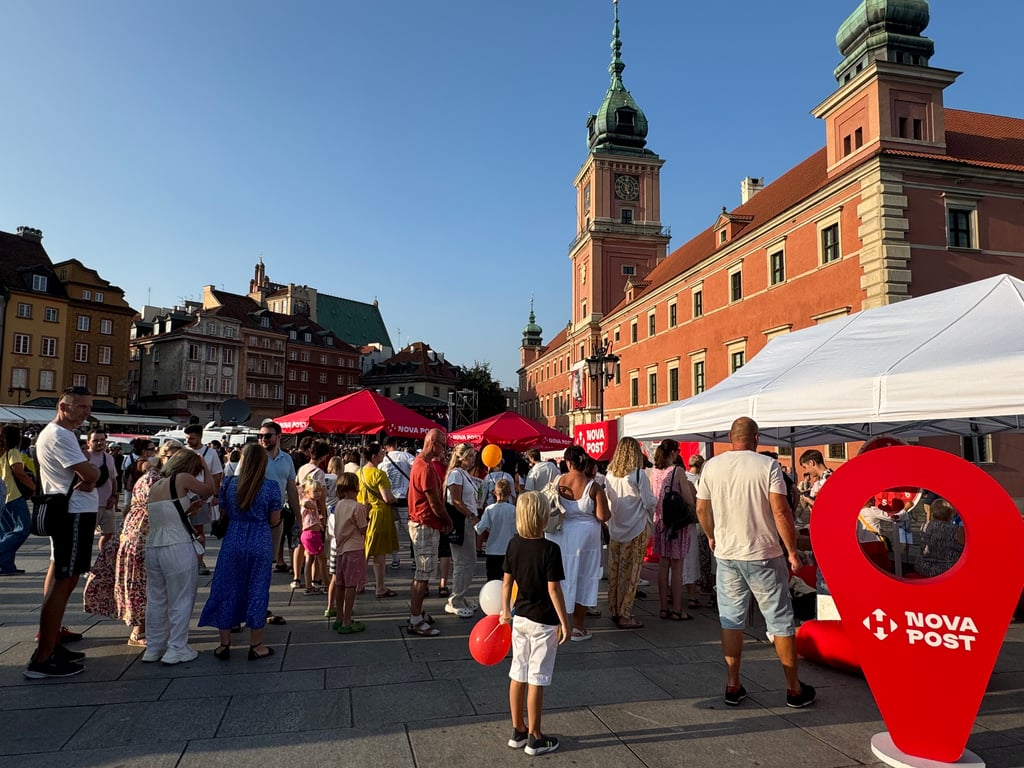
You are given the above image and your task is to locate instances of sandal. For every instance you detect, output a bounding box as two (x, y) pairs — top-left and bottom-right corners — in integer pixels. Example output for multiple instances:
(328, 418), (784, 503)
(617, 616), (645, 629)
(670, 611), (694, 621)
(266, 614), (287, 626)
(128, 631), (147, 647)
(570, 627), (592, 642)
(407, 620), (440, 637)
(248, 644), (275, 660)
(659, 609), (670, 620)
(687, 599), (701, 610)
(437, 586), (451, 598)
(375, 589), (397, 598)
(213, 644), (230, 660)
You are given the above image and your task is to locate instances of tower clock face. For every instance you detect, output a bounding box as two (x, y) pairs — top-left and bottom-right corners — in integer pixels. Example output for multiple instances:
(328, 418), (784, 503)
(614, 174), (639, 201)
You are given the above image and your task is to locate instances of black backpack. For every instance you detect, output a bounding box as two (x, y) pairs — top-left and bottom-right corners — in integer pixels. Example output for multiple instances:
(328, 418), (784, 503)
(662, 468), (697, 539)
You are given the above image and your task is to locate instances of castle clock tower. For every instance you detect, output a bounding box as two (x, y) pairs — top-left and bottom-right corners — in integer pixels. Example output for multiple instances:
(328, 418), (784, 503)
(571, 2), (669, 331)
(569, 1), (670, 423)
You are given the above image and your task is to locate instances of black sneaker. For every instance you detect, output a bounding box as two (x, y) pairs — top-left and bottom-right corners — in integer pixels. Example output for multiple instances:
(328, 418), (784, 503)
(525, 733), (559, 756)
(724, 685), (748, 706)
(786, 682), (816, 708)
(53, 644), (86, 663)
(508, 728), (529, 749)
(24, 654), (84, 679)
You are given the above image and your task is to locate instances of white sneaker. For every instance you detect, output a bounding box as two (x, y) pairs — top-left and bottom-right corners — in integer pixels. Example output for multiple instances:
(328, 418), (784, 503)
(638, 578), (650, 587)
(444, 603), (474, 618)
(141, 648), (166, 663)
(161, 646), (199, 665)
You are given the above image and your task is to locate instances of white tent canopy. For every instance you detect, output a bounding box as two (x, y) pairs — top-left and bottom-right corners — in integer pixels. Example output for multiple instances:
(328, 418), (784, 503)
(622, 274), (1024, 446)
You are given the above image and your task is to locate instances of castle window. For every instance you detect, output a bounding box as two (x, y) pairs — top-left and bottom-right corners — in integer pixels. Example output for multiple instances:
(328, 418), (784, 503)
(820, 222), (841, 264)
(855, 127), (863, 148)
(945, 197), (979, 249)
(769, 250), (785, 286)
(621, 208), (633, 224)
(692, 288), (703, 318)
(729, 268), (743, 302)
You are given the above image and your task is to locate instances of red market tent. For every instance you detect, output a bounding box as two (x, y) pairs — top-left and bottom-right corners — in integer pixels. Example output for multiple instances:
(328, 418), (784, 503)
(277, 390), (442, 437)
(448, 411), (573, 452)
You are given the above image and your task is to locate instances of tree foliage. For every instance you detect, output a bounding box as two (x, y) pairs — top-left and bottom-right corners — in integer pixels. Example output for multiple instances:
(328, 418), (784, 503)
(458, 361), (506, 420)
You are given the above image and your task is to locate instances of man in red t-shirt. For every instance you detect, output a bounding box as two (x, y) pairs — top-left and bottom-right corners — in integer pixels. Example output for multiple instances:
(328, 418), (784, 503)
(407, 428), (451, 637)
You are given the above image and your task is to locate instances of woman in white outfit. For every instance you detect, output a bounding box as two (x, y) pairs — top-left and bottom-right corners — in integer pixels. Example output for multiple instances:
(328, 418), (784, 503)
(546, 445), (610, 641)
(444, 443), (479, 617)
(143, 449), (213, 665)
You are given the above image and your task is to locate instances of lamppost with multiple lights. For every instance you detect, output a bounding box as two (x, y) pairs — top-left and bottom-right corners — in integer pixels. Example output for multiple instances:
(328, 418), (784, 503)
(585, 342), (619, 423)
(7, 386), (31, 405)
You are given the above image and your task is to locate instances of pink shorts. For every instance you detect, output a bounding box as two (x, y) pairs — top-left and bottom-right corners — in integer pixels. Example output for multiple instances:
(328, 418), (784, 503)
(300, 529), (324, 555)
(335, 550), (366, 588)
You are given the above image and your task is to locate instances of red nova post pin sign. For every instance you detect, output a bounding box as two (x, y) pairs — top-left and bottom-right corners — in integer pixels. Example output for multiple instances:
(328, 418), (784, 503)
(812, 446), (1024, 767)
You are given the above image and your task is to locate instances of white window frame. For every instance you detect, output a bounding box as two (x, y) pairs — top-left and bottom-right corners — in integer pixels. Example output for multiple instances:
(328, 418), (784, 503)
(32, 274), (48, 292)
(98, 345), (112, 365)
(96, 375), (110, 396)
(74, 343), (89, 363)
(16, 303), (32, 318)
(44, 307), (59, 323)
(14, 334), (31, 355)
(77, 315), (90, 331)
(38, 369), (55, 391)
(728, 263), (743, 303)
(41, 336), (58, 357)
(689, 349), (707, 395)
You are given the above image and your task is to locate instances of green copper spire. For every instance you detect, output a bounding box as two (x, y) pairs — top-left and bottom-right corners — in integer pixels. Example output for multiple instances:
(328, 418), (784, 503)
(834, 0), (934, 84)
(587, 0), (651, 154)
(522, 297), (543, 348)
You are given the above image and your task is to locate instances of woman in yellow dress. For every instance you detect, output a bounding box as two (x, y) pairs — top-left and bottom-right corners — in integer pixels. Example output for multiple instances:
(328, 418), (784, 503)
(358, 443), (399, 598)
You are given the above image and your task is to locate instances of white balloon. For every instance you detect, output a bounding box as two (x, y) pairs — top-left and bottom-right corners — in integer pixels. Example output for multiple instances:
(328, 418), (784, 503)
(478, 579), (503, 616)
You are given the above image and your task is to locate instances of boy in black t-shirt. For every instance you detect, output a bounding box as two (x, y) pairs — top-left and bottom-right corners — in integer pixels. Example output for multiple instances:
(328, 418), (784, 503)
(501, 491), (571, 756)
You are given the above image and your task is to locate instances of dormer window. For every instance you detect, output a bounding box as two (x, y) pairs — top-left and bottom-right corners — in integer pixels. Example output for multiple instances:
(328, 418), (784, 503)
(260, 317), (270, 328)
(615, 108), (635, 129)
(288, 330), (297, 340)
(326, 336), (334, 347)
(32, 274), (48, 292)
(303, 332), (312, 342)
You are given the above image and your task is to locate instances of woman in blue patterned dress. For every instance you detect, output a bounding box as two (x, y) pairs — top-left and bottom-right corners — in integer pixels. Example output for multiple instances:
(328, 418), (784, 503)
(199, 442), (281, 660)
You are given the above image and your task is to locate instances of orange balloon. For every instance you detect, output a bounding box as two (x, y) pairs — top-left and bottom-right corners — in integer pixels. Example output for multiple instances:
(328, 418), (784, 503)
(481, 444), (502, 468)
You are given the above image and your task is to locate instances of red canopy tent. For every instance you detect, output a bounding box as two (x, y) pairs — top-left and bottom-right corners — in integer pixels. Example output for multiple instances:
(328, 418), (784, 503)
(277, 390), (442, 437)
(447, 411), (573, 452)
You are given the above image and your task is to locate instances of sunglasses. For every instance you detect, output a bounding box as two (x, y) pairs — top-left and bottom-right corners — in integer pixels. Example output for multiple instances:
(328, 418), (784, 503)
(258, 433), (277, 440)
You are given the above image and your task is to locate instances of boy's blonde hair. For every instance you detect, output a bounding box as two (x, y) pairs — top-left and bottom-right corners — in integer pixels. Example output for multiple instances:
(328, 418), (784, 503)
(515, 491), (548, 538)
(494, 478), (511, 499)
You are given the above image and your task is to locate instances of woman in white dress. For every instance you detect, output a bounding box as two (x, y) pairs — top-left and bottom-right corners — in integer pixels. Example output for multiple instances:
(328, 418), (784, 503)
(546, 445), (610, 641)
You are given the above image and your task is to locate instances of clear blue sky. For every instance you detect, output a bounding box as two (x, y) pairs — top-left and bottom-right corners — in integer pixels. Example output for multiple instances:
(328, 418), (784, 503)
(3, 1), (1021, 389)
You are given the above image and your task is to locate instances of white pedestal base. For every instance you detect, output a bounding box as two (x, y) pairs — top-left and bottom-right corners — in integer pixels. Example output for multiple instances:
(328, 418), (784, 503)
(870, 733), (984, 768)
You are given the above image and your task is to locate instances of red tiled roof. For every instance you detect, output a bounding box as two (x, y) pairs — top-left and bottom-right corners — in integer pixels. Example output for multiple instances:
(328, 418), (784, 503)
(886, 108), (1024, 172)
(0, 230), (64, 296)
(617, 147), (830, 309)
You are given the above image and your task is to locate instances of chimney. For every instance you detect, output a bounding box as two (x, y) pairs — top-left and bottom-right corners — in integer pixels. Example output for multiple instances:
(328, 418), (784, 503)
(17, 226), (43, 242)
(740, 177), (764, 204)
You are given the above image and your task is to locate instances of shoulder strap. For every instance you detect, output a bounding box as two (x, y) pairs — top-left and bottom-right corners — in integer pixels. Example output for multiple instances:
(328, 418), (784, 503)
(360, 467), (384, 501)
(385, 454), (410, 480)
(169, 472), (198, 540)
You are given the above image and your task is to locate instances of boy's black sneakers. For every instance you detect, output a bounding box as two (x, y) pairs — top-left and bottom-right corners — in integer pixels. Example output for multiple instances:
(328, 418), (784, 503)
(724, 685), (748, 706)
(53, 644), (86, 663)
(508, 728), (529, 748)
(525, 733), (559, 756)
(786, 682), (816, 708)
(24, 654), (84, 679)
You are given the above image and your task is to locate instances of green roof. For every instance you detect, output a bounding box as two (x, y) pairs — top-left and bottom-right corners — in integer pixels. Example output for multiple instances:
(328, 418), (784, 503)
(315, 293), (392, 348)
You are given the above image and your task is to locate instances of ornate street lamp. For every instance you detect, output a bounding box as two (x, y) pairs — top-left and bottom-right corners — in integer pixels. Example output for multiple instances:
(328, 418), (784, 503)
(585, 342), (619, 422)
(8, 386), (31, 405)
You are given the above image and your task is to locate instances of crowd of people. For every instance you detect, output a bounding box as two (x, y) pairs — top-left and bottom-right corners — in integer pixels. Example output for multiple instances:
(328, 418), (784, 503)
(5, 396), (978, 751)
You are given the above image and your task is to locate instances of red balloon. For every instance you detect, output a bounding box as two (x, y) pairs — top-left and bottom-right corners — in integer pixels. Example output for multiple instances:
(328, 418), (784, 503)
(469, 614), (512, 666)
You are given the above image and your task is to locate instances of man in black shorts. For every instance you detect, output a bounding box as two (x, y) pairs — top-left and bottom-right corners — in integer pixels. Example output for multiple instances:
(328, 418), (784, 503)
(27, 386), (100, 679)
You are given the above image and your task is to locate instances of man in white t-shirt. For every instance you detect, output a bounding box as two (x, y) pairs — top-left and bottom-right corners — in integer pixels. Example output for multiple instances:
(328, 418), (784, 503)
(523, 449), (560, 492)
(696, 417), (815, 710)
(184, 424), (223, 575)
(380, 436), (415, 569)
(26, 386), (100, 679)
